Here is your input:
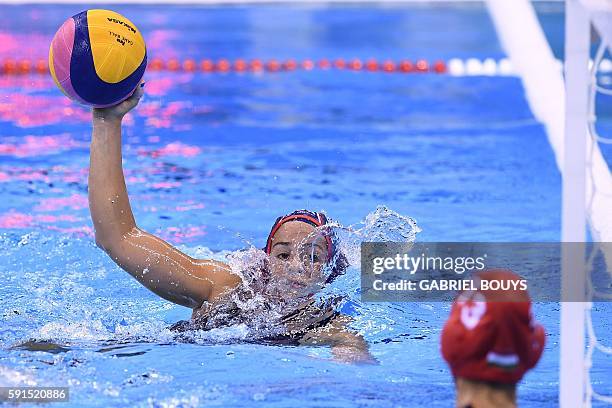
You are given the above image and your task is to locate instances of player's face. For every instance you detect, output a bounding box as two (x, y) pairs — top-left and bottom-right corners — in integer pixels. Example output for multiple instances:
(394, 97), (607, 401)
(268, 221), (328, 296)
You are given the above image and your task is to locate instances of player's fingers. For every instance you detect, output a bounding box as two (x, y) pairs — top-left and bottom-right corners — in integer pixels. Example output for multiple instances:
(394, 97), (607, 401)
(122, 83), (145, 110)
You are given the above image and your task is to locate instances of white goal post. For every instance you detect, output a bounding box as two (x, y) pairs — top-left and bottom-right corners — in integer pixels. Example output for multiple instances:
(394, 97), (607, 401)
(561, 0), (589, 406)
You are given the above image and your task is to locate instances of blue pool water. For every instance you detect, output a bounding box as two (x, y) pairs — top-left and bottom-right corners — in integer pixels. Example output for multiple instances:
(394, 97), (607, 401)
(0, 2), (611, 407)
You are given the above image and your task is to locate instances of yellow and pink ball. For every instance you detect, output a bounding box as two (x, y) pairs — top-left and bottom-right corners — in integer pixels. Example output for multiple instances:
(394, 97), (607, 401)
(49, 9), (146, 108)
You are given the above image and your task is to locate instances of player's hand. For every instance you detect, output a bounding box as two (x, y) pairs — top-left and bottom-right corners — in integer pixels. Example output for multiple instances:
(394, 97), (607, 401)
(93, 81), (144, 121)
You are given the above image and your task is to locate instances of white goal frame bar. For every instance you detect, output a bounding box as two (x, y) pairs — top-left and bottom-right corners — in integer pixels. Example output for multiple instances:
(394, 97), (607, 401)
(561, 0), (589, 406)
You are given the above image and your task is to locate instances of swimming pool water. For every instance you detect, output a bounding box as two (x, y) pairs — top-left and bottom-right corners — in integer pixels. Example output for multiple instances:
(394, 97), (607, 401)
(1, 3), (611, 407)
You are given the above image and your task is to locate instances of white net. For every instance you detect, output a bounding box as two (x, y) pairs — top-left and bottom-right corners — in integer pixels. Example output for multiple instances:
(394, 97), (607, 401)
(585, 243), (612, 405)
(584, 33), (612, 406)
(583, 0), (612, 400)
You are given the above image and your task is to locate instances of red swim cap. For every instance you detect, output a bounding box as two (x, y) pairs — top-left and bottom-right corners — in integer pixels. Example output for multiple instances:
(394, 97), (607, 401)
(265, 210), (334, 261)
(441, 269), (545, 384)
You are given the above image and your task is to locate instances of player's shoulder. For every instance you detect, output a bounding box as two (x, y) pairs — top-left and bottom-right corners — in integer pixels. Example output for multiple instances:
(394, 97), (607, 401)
(194, 260), (240, 302)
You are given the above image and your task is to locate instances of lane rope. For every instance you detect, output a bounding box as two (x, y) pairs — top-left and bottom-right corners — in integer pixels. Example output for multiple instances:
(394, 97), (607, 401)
(1, 57), (611, 76)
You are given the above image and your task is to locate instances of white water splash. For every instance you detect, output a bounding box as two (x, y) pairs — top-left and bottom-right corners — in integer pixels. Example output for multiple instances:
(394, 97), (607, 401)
(4, 206), (420, 346)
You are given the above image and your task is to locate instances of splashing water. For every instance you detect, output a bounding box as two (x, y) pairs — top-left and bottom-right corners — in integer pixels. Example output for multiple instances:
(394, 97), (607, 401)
(170, 205), (421, 344)
(0, 206), (421, 351)
(332, 205), (421, 267)
(4, 208), (433, 399)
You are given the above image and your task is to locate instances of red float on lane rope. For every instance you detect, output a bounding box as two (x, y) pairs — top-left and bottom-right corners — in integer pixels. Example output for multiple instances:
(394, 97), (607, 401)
(234, 59), (247, 72)
(149, 58), (164, 71)
(217, 59), (231, 72)
(201, 59), (214, 72)
(399, 60), (414, 73)
(366, 59), (378, 71)
(302, 59), (315, 70)
(349, 59), (363, 70)
(167, 59), (180, 71)
(318, 59), (331, 69)
(284, 59), (298, 71)
(433, 60), (447, 73)
(250, 59), (263, 72)
(183, 59), (197, 72)
(382, 60), (395, 72)
(36, 59), (48, 74)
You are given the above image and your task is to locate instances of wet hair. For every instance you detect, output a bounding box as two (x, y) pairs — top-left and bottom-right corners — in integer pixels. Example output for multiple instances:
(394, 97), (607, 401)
(264, 209), (348, 284)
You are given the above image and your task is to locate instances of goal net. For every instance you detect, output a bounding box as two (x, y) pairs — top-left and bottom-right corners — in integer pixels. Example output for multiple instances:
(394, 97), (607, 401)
(485, 0), (612, 406)
(582, 1), (612, 406)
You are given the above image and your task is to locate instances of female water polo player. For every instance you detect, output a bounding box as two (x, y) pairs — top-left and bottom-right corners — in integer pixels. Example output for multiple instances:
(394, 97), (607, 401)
(88, 84), (373, 363)
(441, 269), (545, 408)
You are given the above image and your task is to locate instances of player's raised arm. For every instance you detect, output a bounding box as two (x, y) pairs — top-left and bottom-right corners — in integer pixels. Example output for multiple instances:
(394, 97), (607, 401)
(88, 85), (240, 309)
